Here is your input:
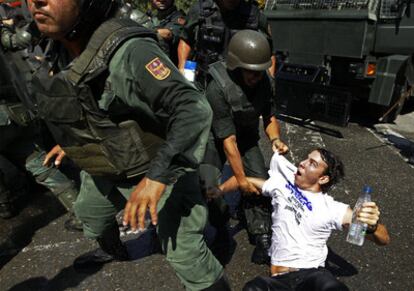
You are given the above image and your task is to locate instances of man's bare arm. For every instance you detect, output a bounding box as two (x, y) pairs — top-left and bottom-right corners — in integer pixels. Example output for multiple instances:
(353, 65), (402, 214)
(223, 135), (259, 195)
(342, 203), (390, 246)
(265, 116), (289, 154)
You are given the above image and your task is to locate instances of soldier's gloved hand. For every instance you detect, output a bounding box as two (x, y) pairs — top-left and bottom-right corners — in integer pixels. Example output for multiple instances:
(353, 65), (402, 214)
(43, 144), (66, 167)
(123, 177), (166, 231)
(271, 138), (289, 154)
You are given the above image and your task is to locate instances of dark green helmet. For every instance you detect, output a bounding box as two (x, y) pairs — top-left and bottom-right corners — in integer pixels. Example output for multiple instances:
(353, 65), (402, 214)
(226, 29), (271, 71)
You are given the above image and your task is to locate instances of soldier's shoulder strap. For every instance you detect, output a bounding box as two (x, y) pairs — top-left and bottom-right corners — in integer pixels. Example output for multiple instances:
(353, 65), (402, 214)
(67, 18), (157, 85)
(208, 61), (244, 111)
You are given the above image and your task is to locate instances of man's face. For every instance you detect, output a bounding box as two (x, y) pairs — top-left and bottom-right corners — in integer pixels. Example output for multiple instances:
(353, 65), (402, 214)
(241, 69), (264, 88)
(152, 0), (173, 10)
(28, 0), (80, 40)
(294, 150), (329, 191)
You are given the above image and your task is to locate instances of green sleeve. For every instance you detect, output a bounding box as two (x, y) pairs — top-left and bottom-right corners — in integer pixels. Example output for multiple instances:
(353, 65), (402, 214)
(108, 37), (212, 184)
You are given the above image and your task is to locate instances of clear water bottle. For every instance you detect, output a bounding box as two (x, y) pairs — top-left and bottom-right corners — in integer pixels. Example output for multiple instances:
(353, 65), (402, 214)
(346, 186), (372, 246)
(184, 60), (197, 82)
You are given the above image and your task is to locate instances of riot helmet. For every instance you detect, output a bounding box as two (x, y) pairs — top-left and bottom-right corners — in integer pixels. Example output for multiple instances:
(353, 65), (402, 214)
(226, 29), (271, 71)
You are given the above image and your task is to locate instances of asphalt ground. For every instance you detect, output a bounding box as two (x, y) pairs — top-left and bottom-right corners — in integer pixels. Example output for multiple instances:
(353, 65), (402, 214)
(0, 112), (413, 291)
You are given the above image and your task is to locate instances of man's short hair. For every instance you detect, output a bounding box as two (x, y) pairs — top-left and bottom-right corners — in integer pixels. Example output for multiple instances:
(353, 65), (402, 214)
(316, 148), (345, 192)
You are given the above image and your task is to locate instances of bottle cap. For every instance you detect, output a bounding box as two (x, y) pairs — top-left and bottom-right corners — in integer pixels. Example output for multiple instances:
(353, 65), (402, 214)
(184, 60), (197, 70)
(363, 185), (372, 194)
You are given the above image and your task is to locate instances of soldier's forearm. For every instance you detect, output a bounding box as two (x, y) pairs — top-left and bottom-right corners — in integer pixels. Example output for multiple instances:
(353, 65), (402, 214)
(265, 116), (281, 141)
(223, 136), (247, 183)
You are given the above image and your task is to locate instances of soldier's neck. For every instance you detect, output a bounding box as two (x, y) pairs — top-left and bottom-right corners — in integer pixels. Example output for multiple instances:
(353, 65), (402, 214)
(60, 37), (87, 58)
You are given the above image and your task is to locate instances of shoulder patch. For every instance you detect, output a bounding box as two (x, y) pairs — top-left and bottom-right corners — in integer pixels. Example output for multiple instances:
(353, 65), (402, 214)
(145, 57), (171, 80)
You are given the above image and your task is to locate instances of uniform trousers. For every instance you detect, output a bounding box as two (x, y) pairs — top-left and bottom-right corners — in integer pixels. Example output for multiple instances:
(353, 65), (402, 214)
(73, 170), (223, 291)
(0, 123), (77, 210)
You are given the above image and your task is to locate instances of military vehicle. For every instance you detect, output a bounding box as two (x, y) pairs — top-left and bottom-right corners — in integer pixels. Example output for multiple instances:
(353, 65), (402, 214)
(264, 0), (413, 125)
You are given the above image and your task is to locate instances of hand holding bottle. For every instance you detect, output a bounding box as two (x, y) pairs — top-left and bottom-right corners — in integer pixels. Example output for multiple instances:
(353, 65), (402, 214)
(356, 201), (380, 229)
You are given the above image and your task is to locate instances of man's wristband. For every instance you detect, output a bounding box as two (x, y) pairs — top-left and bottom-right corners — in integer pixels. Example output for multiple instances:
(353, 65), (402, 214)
(366, 223), (378, 235)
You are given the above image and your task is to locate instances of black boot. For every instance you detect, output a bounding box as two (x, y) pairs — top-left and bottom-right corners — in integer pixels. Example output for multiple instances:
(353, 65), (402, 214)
(73, 222), (130, 272)
(251, 233), (271, 265)
(202, 274), (232, 291)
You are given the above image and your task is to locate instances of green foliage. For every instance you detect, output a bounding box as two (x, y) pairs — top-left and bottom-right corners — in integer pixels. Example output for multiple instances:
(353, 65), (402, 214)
(175, 0), (197, 12)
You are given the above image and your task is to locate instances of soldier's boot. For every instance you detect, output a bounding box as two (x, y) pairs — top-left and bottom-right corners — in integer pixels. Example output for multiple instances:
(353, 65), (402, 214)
(251, 233), (271, 265)
(202, 274), (232, 291)
(29, 159), (83, 231)
(73, 222), (130, 272)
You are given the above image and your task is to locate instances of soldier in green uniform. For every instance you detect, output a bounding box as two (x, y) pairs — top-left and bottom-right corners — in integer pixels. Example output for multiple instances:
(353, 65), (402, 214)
(149, 0), (185, 65)
(200, 30), (289, 265)
(177, 0), (273, 88)
(127, 0), (185, 65)
(0, 1), (81, 230)
(29, 0), (229, 289)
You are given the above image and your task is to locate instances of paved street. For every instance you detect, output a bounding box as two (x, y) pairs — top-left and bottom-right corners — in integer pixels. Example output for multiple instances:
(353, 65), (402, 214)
(0, 111), (413, 291)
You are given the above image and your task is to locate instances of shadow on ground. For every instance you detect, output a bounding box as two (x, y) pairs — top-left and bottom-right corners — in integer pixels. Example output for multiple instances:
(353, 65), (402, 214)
(325, 247), (358, 277)
(0, 190), (65, 268)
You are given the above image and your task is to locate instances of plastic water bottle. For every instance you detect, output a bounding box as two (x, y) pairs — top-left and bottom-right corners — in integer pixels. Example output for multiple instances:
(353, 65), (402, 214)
(346, 186), (372, 246)
(184, 60), (197, 82)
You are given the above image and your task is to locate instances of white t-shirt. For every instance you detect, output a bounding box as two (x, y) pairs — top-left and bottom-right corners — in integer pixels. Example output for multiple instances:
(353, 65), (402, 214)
(262, 153), (349, 269)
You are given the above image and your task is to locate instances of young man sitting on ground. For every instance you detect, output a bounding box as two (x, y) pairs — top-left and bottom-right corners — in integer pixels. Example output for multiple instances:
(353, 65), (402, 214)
(209, 148), (390, 291)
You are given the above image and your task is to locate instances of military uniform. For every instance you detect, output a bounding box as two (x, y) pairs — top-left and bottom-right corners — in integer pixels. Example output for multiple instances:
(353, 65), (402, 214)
(200, 61), (274, 261)
(180, 0), (268, 86)
(129, 6), (184, 65)
(32, 18), (223, 290)
(151, 5), (185, 65)
(0, 5), (80, 221)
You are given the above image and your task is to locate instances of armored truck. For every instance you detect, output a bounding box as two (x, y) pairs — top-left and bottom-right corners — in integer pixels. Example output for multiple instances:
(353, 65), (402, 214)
(265, 0), (413, 125)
